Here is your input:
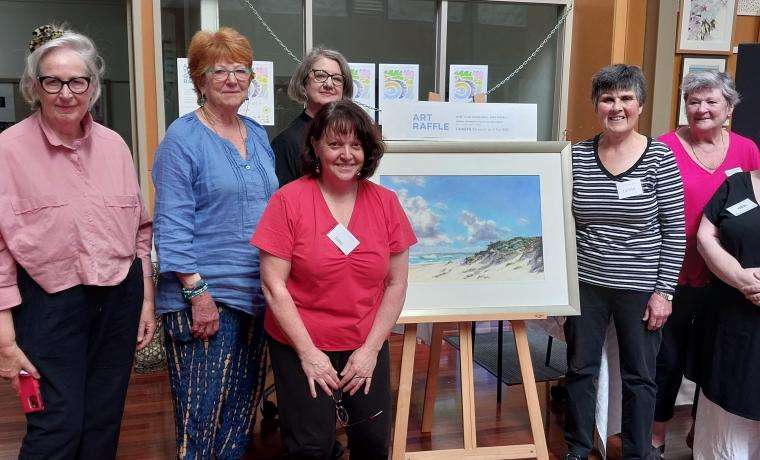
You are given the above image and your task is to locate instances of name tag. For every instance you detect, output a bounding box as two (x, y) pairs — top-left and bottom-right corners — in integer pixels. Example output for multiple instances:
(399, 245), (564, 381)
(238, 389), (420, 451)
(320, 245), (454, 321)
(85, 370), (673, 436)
(725, 167), (742, 177)
(616, 179), (644, 199)
(727, 198), (758, 216)
(327, 223), (360, 255)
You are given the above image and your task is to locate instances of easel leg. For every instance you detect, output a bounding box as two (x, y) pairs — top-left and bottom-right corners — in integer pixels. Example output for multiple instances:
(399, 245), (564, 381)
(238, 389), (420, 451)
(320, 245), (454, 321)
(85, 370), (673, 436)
(421, 323), (444, 433)
(511, 320), (549, 460)
(458, 322), (477, 449)
(392, 323), (418, 460)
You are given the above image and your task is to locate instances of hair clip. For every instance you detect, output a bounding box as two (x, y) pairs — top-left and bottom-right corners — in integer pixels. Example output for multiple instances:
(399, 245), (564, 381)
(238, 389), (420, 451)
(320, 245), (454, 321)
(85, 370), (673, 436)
(29, 25), (64, 53)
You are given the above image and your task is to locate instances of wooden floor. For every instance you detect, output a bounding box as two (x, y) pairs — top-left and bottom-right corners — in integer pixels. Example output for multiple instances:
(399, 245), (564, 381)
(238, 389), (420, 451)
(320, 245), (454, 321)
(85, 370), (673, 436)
(0, 332), (694, 459)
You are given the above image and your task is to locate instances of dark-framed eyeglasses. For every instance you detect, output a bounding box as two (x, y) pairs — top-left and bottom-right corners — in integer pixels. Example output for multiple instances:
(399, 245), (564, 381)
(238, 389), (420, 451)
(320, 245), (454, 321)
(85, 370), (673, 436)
(310, 69), (345, 87)
(38, 76), (91, 94)
(331, 391), (383, 428)
(206, 67), (254, 82)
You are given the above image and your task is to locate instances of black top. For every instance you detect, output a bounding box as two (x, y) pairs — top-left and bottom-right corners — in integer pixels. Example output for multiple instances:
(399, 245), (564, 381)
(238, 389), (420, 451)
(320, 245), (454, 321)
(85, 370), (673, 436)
(699, 171), (760, 420)
(271, 111), (311, 187)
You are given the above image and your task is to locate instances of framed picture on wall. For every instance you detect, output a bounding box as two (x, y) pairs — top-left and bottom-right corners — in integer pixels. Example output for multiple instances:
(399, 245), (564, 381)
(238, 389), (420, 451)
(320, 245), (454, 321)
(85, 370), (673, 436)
(677, 0), (738, 53)
(677, 57), (727, 126)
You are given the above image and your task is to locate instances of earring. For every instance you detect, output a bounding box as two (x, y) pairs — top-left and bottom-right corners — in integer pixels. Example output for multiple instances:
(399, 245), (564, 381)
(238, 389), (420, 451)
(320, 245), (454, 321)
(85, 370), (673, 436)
(315, 163), (320, 174)
(199, 93), (206, 106)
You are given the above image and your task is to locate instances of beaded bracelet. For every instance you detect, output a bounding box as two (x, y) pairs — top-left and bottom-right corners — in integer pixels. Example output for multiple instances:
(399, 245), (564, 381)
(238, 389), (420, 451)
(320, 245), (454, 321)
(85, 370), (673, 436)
(181, 279), (208, 302)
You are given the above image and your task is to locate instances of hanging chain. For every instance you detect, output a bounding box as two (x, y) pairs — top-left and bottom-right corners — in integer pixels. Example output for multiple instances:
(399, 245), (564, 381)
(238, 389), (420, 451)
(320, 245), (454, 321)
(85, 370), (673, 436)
(486, 1), (574, 95)
(238, 0), (302, 63)
(238, 0), (574, 108)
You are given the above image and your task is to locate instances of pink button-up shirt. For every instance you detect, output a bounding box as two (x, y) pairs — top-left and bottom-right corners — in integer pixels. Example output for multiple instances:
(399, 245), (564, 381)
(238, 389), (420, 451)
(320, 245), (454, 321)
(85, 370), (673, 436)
(0, 112), (152, 310)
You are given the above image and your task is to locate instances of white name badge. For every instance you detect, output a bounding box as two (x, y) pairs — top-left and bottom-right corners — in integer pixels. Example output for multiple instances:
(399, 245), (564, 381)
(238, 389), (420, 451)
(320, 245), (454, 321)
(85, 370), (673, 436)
(616, 179), (644, 199)
(727, 198), (758, 217)
(327, 223), (360, 255)
(725, 167), (743, 177)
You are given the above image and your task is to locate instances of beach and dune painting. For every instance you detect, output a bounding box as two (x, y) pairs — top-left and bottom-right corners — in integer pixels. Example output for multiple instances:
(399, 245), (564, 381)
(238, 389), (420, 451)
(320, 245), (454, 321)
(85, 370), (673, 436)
(380, 175), (544, 284)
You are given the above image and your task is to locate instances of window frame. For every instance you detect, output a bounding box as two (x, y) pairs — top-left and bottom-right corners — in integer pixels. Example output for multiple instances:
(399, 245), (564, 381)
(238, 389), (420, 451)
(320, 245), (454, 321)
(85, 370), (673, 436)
(151, 0), (572, 141)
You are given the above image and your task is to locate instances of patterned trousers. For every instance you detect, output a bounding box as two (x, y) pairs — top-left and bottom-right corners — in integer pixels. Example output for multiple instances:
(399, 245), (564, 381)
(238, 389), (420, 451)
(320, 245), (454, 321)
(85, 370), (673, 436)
(163, 304), (267, 460)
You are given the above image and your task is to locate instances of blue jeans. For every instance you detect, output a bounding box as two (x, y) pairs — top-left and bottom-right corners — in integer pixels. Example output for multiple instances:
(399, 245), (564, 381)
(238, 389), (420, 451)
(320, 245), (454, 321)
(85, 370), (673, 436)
(163, 304), (267, 460)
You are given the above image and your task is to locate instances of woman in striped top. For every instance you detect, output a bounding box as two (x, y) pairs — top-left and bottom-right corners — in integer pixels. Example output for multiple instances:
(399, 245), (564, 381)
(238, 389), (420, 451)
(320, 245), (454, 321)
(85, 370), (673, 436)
(563, 64), (686, 460)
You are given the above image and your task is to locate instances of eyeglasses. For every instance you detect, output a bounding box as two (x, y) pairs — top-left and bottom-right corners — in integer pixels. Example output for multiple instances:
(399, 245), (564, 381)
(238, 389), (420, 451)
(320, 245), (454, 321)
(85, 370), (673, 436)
(310, 69), (345, 87)
(38, 76), (91, 94)
(206, 67), (254, 82)
(331, 391), (383, 428)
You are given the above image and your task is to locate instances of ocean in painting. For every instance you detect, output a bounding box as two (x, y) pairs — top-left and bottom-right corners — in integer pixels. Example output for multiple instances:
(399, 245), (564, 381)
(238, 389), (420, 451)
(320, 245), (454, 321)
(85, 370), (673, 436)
(380, 174), (545, 283)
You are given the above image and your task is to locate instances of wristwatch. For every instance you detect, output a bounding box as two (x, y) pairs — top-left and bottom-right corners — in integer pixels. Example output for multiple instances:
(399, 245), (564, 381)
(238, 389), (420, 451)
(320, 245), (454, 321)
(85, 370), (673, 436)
(654, 290), (674, 301)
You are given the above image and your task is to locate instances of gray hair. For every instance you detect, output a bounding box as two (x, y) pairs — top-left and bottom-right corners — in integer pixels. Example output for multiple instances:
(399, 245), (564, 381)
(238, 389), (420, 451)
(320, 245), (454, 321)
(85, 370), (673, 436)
(287, 47), (353, 104)
(590, 64), (646, 106)
(20, 29), (105, 110)
(681, 70), (740, 107)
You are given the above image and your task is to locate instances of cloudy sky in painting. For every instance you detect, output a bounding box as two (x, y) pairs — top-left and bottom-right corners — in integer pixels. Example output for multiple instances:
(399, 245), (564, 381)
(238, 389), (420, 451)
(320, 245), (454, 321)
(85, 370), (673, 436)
(381, 175), (542, 254)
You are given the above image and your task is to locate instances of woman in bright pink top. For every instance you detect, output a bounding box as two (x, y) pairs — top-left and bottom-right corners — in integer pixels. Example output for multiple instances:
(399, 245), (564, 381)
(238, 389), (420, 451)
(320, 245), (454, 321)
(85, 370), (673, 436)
(252, 100), (416, 459)
(652, 70), (760, 455)
(0, 26), (154, 459)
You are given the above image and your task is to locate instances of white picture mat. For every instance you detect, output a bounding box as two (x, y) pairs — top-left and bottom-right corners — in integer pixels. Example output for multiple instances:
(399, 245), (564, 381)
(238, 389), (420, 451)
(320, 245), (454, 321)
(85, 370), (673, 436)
(678, 0), (737, 53)
(678, 57), (727, 126)
(374, 152), (571, 317)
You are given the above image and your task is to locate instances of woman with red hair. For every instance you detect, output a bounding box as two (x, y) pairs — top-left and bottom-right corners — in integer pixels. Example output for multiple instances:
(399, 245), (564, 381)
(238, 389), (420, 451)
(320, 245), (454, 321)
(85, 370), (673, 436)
(152, 27), (277, 459)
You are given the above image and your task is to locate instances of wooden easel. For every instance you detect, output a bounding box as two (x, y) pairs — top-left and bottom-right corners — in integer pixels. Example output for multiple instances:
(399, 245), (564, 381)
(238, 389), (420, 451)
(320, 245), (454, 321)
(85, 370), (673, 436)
(392, 313), (550, 460)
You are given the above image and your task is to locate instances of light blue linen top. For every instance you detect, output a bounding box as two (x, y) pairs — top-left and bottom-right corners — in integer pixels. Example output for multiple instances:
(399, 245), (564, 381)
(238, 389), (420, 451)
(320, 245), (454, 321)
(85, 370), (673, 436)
(152, 112), (278, 315)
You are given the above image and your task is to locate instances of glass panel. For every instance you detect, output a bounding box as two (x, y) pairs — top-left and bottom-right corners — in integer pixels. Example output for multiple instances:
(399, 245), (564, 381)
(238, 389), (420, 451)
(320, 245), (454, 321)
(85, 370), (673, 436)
(447, 1), (561, 140)
(161, 0), (201, 128)
(220, 0), (304, 140)
(314, 0), (437, 111)
(0, 0), (132, 147)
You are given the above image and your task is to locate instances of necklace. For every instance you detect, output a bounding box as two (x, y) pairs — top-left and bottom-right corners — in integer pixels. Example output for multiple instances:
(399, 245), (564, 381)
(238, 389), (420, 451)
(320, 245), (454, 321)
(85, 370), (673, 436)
(200, 105), (246, 148)
(686, 128), (726, 172)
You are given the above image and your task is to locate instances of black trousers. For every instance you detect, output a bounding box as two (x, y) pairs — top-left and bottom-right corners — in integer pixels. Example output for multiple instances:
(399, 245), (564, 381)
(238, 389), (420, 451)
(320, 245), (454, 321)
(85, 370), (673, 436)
(564, 282), (661, 460)
(653, 285), (706, 422)
(12, 260), (143, 460)
(268, 337), (391, 460)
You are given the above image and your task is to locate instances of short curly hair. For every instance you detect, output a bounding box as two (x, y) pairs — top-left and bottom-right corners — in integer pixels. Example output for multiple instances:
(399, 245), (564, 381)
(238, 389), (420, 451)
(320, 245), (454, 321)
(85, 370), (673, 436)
(187, 27), (253, 104)
(302, 100), (384, 180)
(590, 64), (646, 107)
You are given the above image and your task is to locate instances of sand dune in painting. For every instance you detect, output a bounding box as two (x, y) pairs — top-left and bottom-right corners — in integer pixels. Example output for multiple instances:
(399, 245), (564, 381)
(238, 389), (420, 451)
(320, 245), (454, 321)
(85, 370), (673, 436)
(410, 236), (543, 283)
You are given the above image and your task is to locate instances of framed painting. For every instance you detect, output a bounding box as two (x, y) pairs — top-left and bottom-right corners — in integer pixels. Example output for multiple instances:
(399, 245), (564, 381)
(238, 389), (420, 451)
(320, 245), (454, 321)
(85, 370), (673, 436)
(677, 57), (727, 126)
(373, 141), (579, 323)
(677, 0), (738, 54)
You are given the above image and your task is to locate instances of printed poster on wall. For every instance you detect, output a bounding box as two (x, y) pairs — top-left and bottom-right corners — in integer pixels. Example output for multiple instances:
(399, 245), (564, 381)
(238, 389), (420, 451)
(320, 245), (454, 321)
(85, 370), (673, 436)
(349, 62), (376, 120)
(176, 58), (275, 126)
(378, 63), (419, 109)
(239, 61), (274, 126)
(448, 64), (488, 102)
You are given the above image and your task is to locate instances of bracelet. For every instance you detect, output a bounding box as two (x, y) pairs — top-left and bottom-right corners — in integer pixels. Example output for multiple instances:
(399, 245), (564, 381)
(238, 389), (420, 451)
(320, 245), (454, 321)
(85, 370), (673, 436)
(181, 279), (208, 302)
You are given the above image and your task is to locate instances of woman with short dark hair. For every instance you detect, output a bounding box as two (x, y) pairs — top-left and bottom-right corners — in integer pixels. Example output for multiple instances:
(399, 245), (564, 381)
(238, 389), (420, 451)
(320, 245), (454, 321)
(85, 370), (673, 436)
(252, 100), (416, 459)
(564, 64), (686, 460)
(152, 27), (277, 459)
(271, 47), (354, 186)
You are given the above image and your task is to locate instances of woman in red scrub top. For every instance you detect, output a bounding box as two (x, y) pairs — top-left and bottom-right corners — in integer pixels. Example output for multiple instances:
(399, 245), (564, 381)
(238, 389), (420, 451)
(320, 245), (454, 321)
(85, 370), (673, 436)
(252, 100), (416, 459)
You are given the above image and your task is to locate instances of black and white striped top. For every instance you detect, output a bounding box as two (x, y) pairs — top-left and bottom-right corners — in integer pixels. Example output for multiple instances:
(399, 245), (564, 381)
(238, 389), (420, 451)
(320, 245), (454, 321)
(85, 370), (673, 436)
(572, 135), (686, 294)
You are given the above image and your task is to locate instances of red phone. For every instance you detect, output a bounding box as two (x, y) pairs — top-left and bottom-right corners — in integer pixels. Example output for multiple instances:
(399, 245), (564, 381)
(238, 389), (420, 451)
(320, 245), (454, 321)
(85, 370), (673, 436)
(18, 371), (44, 414)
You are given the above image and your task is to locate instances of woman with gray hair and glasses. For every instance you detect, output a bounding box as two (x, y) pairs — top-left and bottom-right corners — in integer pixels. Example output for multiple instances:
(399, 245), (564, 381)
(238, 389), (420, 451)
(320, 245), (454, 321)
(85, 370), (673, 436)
(651, 70), (760, 456)
(565, 64), (686, 460)
(0, 25), (154, 458)
(271, 47), (353, 186)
